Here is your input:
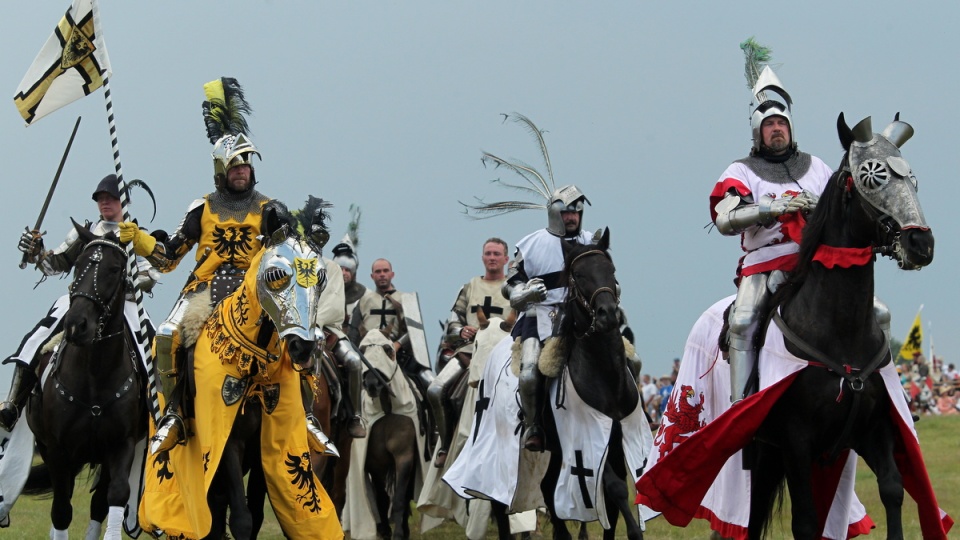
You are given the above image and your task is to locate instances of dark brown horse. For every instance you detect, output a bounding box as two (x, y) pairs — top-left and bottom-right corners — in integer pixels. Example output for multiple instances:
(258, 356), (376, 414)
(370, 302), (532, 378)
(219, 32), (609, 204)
(26, 226), (148, 539)
(310, 349), (355, 515)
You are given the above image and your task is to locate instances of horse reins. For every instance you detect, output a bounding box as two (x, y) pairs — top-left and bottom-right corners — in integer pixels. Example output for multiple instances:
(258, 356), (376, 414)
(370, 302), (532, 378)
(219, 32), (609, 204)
(69, 238), (127, 341)
(772, 310), (891, 462)
(567, 249), (618, 336)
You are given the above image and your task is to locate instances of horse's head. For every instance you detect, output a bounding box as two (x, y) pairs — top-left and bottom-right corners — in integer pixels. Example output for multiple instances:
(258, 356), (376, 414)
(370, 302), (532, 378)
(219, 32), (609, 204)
(838, 113), (934, 269)
(561, 228), (620, 335)
(256, 210), (326, 366)
(362, 367), (391, 399)
(63, 221), (128, 345)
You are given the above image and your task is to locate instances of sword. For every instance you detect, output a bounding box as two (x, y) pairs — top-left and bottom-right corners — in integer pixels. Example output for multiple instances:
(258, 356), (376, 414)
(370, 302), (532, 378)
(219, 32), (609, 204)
(20, 116), (82, 269)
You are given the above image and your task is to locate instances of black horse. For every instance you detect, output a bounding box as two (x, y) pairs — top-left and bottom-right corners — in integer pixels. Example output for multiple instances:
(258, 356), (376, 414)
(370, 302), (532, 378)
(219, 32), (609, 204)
(749, 114), (937, 539)
(26, 226), (148, 539)
(536, 228), (645, 540)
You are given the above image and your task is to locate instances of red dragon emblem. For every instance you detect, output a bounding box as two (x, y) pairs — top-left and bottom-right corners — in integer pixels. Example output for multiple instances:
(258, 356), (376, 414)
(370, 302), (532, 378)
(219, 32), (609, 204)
(653, 384), (706, 461)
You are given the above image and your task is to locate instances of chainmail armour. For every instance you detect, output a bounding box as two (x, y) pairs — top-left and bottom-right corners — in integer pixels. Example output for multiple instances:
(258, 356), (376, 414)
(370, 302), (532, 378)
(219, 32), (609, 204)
(207, 188), (270, 222)
(735, 151), (813, 185)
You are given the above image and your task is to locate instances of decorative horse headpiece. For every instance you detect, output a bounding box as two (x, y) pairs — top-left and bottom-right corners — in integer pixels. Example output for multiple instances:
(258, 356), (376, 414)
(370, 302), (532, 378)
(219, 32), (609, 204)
(838, 113), (931, 269)
(256, 226), (326, 341)
(460, 113), (590, 236)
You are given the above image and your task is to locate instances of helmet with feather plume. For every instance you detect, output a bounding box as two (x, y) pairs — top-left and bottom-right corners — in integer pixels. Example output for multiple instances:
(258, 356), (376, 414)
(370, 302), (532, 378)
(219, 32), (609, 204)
(460, 113), (589, 237)
(741, 38), (796, 154)
(291, 195), (333, 252)
(203, 77), (261, 191)
(332, 205), (362, 273)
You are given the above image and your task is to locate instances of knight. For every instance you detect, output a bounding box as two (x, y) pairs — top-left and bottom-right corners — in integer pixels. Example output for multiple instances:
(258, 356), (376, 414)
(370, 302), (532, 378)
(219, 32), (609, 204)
(1, 175), (159, 431)
(120, 77), (333, 454)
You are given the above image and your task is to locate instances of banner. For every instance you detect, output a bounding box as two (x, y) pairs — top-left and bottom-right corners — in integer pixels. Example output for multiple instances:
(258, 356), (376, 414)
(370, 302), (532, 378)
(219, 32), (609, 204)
(899, 310), (923, 361)
(13, 0), (111, 125)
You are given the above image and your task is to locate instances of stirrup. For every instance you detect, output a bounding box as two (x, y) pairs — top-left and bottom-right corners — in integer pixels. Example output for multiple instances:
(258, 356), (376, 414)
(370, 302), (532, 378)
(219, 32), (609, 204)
(347, 415), (367, 439)
(150, 414), (186, 455)
(306, 415), (339, 457)
(522, 425), (545, 453)
(0, 401), (19, 432)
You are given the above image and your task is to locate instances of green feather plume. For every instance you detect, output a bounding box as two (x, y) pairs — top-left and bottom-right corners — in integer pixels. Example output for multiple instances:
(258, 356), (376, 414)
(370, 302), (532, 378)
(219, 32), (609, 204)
(740, 37), (772, 90)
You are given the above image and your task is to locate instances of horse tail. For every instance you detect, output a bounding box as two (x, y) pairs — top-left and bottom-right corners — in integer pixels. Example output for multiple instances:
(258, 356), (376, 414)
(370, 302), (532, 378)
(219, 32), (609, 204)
(756, 477), (786, 538)
(22, 462), (52, 496)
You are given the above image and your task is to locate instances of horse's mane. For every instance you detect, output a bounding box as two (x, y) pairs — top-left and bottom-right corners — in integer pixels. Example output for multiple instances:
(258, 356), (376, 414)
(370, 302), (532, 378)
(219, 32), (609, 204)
(767, 156), (848, 311)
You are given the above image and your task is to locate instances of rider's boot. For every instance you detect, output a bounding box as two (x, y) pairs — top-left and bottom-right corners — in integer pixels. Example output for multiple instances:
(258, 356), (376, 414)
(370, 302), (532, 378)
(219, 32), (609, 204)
(0, 363), (37, 432)
(306, 413), (339, 457)
(518, 337), (545, 452)
(150, 409), (186, 454)
(346, 365), (367, 439)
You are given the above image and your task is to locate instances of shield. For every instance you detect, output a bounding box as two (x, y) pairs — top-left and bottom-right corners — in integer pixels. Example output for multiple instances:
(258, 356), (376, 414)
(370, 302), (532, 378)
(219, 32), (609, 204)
(396, 292), (432, 370)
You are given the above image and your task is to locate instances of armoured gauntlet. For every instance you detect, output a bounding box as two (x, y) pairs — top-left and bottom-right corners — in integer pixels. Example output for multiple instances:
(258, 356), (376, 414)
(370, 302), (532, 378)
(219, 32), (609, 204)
(508, 278), (548, 311)
(18, 228), (44, 262)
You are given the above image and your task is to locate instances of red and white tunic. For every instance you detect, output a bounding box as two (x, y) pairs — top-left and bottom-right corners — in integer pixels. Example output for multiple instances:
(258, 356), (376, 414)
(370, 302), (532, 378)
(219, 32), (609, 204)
(709, 158), (832, 277)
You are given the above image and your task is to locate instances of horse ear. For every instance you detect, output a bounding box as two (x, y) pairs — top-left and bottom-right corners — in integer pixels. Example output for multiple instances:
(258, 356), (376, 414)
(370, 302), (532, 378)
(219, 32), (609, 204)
(596, 227), (610, 251)
(71, 218), (95, 244)
(837, 112), (854, 151)
(476, 306), (489, 329)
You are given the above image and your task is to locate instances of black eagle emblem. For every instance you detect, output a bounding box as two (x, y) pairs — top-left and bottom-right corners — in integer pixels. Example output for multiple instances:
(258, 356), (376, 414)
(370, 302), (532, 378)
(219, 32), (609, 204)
(212, 225), (255, 262)
(151, 452), (175, 484)
(285, 451), (322, 514)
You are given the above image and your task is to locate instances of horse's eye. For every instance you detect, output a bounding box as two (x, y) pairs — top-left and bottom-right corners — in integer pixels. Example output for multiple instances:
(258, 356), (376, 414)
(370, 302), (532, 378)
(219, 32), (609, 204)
(262, 267), (292, 290)
(856, 159), (889, 191)
(910, 175), (919, 191)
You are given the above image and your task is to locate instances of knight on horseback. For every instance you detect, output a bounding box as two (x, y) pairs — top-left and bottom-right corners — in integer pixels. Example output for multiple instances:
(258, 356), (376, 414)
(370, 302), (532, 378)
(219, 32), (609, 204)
(0, 175), (158, 432)
(428, 237), (511, 468)
(119, 77), (332, 455)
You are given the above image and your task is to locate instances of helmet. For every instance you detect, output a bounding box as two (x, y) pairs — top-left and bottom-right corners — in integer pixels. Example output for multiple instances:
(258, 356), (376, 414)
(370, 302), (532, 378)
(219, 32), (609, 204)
(546, 184), (590, 236)
(212, 133), (261, 191)
(331, 234), (359, 274)
(91, 174), (120, 201)
(749, 66), (795, 154)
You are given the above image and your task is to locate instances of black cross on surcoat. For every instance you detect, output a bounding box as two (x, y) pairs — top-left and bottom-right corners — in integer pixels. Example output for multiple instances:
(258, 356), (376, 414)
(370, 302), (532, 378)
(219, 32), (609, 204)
(370, 298), (397, 329)
(473, 379), (490, 443)
(571, 449), (595, 509)
(470, 296), (504, 318)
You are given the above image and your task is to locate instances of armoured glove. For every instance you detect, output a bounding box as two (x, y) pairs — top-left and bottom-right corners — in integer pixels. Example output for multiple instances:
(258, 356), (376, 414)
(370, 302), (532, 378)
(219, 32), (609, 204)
(118, 221), (157, 257)
(509, 277), (548, 310)
(17, 228), (44, 261)
(790, 190), (819, 215)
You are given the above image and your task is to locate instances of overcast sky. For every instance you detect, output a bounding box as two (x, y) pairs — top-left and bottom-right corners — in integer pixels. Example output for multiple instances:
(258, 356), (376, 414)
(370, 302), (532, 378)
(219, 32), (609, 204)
(1, 1), (956, 389)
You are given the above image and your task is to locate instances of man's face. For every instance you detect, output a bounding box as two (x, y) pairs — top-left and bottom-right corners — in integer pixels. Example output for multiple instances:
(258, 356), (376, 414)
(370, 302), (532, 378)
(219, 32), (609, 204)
(481, 242), (509, 274)
(760, 116), (791, 155)
(370, 260), (394, 291)
(225, 164), (252, 192)
(561, 210), (581, 233)
(340, 266), (354, 284)
(96, 193), (122, 222)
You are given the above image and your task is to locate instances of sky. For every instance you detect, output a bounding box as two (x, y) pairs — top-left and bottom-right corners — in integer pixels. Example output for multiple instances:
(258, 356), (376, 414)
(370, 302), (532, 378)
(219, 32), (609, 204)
(0, 1), (957, 390)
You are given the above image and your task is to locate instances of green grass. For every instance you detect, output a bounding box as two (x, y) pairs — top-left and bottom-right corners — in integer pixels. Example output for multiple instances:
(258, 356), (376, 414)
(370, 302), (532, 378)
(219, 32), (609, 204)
(4, 416), (956, 538)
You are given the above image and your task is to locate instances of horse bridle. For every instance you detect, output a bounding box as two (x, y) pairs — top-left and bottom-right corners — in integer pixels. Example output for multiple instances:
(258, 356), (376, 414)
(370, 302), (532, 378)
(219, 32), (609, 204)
(69, 238), (127, 341)
(566, 249), (619, 336)
(838, 163), (908, 268)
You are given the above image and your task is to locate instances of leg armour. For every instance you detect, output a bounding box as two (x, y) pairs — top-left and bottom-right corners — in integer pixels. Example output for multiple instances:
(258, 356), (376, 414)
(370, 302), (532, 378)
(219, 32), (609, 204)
(155, 295), (191, 400)
(874, 296), (891, 343)
(0, 363), (37, 432)
(728, 273), (769, 402)
(427, 361), (464, 456)
(518, 337), (544, 444)
(331, 337), (367, 438)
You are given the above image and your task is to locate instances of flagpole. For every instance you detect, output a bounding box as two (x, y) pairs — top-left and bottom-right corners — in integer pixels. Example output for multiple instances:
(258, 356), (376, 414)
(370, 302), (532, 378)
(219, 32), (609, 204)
(92, 1), (161, 428)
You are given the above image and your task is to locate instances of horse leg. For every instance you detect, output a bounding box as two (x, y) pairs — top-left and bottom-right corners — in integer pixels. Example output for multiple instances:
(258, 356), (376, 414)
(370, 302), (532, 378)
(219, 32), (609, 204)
(747, 441), (786, 540)
(392, 444), (416, 540)
(86, 469), (108, 540)
(602, 426), (642, 540)
(855, 413), (904, 539)
(102, 441), (137, 539)
(366, 440), (393, 539)
(490, 500), (514, 540)
(780, 443), (820, 540)
(45, 454), (76, 536)
(246, 442), (267, 539)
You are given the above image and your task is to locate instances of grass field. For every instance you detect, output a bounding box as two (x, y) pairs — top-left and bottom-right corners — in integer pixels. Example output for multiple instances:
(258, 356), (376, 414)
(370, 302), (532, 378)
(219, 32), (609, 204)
(3, 415), (956, 539)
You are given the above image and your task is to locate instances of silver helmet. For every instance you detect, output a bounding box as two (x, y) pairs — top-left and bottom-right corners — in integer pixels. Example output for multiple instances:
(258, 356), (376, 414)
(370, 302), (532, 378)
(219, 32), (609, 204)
(212, 133), (261, 189)
(749, 66), (795, 154)
(546, 184), (590, 236)
(331, 205), (361, 274)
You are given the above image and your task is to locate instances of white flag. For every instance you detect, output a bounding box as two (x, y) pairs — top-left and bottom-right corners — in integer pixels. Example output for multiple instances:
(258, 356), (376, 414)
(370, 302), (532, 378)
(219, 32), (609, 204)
(13, 0), (111, 125)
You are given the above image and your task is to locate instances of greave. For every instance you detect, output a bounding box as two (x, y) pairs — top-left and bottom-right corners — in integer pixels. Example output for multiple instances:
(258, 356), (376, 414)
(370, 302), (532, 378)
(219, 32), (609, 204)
(347, 366), (363, 421)
(518, 337), (543, 429)
(728, 273), (768, 402)
(427, 361), (462, 452)
(0, 363), (36, 431)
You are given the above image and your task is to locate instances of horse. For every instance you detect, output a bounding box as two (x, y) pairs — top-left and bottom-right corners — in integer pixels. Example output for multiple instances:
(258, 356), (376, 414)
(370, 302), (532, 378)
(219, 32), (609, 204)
(138, 210), (342, 540)
(536, 228), (648, 540)
(636, 114), (948, 539)
(747, 115), (938, 539)
(25, 225), (148, 540)
(310, 344), (355, 515)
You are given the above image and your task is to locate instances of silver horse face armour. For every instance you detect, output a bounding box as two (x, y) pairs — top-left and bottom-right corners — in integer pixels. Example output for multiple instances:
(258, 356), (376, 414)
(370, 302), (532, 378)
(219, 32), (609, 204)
(847, 117), (926, 230)
(256, 237), (324, 341)
(750, 66), (795, 152)
(546, 184), (590, 236)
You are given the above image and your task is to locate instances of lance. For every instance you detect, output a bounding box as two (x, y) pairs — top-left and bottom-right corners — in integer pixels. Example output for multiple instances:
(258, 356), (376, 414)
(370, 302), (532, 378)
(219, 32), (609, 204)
(19, 116), (82, 269)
